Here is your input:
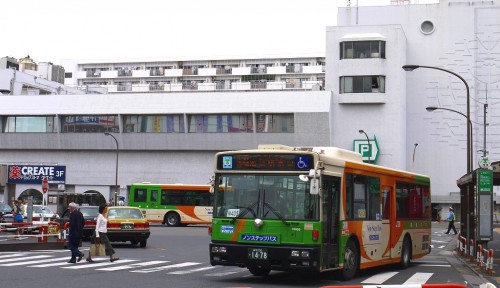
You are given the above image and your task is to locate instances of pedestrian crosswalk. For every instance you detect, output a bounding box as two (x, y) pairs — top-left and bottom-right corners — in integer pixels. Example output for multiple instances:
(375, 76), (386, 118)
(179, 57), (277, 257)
(0, 251), (450, 285)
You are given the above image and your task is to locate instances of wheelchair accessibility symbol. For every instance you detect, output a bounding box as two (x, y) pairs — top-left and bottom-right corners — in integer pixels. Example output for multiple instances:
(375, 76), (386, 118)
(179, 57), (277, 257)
(296, 156), (310, 169)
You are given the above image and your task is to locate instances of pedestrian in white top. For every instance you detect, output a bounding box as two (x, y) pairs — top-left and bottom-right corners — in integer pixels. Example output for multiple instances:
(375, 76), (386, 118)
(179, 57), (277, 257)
(86, 204), (119, 263)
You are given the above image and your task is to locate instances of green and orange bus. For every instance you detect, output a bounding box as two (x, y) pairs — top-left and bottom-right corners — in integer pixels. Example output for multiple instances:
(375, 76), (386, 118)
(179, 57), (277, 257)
(209, 145), (431, 279)
(129, 183), (213, 226)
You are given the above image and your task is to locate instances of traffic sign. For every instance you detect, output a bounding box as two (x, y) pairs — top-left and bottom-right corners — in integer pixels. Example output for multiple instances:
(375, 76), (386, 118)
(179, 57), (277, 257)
(353, 135), (379, 163)
(42, 177), (48, 193)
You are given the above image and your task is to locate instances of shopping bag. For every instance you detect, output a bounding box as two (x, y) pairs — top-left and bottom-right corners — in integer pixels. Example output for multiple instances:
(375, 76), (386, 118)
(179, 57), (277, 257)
(89, 243), (106, 256)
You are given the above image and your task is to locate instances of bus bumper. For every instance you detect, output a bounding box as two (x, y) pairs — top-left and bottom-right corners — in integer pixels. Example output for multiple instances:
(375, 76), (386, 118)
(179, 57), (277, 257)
(209, 243), (321, 272)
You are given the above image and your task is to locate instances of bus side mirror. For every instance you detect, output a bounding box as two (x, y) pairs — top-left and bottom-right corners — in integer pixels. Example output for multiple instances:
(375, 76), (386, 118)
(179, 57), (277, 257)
(310, 178), (319, 195)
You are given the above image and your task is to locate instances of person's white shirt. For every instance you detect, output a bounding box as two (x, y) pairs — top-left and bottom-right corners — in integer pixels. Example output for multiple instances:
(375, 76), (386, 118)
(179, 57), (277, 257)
(95, 213), (107, 237)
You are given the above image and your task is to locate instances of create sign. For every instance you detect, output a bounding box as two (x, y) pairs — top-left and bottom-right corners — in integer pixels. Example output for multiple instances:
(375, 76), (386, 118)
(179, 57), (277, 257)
(8, 165), (66, 184)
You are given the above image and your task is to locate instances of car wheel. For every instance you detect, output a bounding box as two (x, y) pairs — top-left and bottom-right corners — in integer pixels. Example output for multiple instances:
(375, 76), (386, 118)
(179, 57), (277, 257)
(139, 239), (147, 248)
(131, 240), (139, 246)
(400, 236), (411, 269)
(248, 267), (270, 276)
(165, 213), (181, 227)
(340, 239), (359, 281)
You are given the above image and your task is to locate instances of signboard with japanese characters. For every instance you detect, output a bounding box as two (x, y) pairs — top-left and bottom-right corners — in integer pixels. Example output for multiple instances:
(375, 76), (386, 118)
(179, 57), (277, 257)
(8, 165), (66, 184)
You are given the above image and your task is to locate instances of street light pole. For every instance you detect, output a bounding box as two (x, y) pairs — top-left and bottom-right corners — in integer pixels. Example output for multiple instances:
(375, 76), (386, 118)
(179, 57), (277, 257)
(413, 143), (418, 170)
(104, 132), (119, 206)
(358, 130), (371, 164)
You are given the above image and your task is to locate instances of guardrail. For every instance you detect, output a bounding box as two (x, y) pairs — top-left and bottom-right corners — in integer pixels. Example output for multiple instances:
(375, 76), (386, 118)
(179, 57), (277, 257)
(0, 221), (65, 243)
(476, 244), (495, 276)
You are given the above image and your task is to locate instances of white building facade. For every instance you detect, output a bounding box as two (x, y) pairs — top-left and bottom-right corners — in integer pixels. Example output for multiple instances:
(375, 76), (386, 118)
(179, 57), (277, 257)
(329, 0), (500, 209)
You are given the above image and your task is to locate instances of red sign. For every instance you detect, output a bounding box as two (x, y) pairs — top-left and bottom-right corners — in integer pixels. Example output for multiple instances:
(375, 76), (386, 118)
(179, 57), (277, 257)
(42, 177), (48, 193)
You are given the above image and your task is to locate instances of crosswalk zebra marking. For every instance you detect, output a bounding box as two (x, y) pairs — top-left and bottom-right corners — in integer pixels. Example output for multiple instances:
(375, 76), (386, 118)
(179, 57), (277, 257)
(97, 261), (170, 271)
(361, 271), (399, 284)
(204, 268), (248, 277)
(130, 262), (201, 274)
(0, 256), (69, 266)
(168, 266), (217, 275)
(63, 259), (138, 269)
(402, 272), (433, 285)
(0, 253), (25, 259)
(0, 255), (51, 263)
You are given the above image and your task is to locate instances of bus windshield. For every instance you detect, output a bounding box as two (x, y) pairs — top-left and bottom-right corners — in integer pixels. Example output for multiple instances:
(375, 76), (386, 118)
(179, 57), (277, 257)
(215, 174), (319, 221)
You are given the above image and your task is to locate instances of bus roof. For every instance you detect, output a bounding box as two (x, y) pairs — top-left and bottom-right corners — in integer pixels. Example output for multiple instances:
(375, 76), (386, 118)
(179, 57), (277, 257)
(130, 183), (211, 190)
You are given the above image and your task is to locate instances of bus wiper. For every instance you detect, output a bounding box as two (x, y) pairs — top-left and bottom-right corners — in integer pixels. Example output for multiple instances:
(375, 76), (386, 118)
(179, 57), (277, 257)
(263, 202), (290, 226)
(230, 201), (258, 224)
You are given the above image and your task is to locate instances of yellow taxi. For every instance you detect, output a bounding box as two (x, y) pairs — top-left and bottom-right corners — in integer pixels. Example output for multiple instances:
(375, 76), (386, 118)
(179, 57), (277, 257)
(104, 206), (150, 247)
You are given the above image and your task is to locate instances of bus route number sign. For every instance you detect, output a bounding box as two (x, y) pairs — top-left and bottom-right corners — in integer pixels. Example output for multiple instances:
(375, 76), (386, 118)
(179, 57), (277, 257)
(219, 154), (312, 171)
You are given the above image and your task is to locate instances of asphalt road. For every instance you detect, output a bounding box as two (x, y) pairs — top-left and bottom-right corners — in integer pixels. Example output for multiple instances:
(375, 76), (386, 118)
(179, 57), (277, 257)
(0, 224), (478, 288)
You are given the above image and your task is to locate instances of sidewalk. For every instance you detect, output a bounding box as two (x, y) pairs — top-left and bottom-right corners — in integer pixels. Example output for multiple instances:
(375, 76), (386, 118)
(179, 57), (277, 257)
(435, 221), (500, 287)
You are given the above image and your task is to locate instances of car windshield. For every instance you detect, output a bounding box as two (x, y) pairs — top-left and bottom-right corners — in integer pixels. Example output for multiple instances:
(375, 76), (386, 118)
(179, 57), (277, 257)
(33, 206), (53, 213)
(0, 203), (11, 212)
(214, 174), (319, 221)
(80, 207), (99, 217)
(107, 208), (143, 219)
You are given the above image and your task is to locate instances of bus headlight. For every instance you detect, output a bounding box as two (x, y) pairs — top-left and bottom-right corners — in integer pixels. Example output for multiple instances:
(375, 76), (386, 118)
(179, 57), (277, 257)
(291, 250), (300, 257)
(301, 251), (310, 258)
(212, 246), (227, 253)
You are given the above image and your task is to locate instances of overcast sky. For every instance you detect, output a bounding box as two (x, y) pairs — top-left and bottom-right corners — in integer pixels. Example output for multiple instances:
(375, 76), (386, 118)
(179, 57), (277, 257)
(1, 0), (437, 64)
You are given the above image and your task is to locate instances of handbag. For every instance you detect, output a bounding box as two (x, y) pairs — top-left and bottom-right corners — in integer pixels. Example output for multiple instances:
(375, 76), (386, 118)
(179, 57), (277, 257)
(89, 243), (106, 256)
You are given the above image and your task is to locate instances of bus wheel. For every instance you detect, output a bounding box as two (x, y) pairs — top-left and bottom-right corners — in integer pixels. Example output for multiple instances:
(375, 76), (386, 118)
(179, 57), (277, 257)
(248, 267), (270, 276)
(341, 240), (359, 281)
(400, 236), (411, 269)
(165, 213), (181, 227)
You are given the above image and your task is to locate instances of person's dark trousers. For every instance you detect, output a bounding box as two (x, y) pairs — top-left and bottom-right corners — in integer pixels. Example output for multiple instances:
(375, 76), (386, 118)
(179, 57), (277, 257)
(446, 221), (458, 234)
(68, 238), (82, 260)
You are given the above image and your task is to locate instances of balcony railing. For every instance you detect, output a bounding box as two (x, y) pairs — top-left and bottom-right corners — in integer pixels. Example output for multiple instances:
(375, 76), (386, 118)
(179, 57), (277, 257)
(86, 70), (101, 77)
(117, 85), (132, 92)
(182, 82), (199, 90)
(286, 66), (303, 73)
(250, 82), (267, 89)
(117, 70), (133, 77)
(216, 67), (232, 75)
(182, 68), (198, 76)
(149, 83), (164, 91)
(251, 67), (267, 74)
(149, 69), (164, 76)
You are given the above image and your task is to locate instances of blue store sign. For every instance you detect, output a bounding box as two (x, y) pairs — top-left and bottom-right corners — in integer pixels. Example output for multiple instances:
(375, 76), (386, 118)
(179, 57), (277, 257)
(8, 165), (66, 184)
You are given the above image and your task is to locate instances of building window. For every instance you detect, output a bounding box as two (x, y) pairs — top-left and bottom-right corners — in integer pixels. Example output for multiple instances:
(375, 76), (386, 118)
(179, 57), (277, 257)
(64, 72), (72, 78)
(3, 116), (55, 132)
(61, 115), (118, 133)
(124, 115), (184, 133)
(340, 76), (385, 93)
(256, 113), (294, 133)
(188, 114), (253, 133)
(340, 41), (386, 59)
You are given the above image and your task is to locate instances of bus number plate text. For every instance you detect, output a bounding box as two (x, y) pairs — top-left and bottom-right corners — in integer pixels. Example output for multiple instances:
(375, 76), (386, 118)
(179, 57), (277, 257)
(248, 248), (268, 260)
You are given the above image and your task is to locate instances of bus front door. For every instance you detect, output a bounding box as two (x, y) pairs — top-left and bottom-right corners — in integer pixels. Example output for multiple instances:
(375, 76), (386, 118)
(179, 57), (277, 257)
(381, 186), (392, 259)
(321, 176), (340, 270)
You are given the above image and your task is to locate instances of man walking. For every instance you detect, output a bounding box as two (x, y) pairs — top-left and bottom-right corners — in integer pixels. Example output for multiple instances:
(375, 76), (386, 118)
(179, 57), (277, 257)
(445, 207), (457, 235)
(67, 202), (85, 263)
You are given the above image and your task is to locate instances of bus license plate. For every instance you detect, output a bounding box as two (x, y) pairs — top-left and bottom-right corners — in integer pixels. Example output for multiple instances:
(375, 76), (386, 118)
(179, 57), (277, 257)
(248, 248), (268, 260)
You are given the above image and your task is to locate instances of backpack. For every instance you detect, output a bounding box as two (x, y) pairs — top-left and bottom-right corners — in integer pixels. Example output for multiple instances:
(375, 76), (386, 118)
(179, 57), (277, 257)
(15, 204), (22, 215)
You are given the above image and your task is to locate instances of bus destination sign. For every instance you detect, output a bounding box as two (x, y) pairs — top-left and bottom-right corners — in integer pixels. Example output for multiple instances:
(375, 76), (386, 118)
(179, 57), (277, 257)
(219, 154), (312, 171)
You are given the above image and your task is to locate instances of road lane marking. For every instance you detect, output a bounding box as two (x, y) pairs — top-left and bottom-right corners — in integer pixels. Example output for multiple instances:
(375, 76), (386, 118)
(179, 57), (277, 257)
(0, 253), (25, 259)
(63, 259), (138, 269)
(130, 262), (200, 273)
(402, 272), (433, 285)
(361, 271), (398, 284)
(97, 261), (170, 271)
(169, 266), (217, 275)
(0, 257), (69, 266)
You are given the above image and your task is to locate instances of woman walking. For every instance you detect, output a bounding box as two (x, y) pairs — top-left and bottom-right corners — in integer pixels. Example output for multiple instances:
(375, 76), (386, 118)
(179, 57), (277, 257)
(86, 204), (119, 262)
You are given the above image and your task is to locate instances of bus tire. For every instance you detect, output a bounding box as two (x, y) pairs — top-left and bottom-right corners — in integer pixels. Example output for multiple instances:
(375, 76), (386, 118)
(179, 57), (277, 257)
(139, 239), (147, 248)
(400, 236), (411, 269)
(165, 212), (181, 227)
(248, 267), (270, 276)
(340, 239), (359, 281)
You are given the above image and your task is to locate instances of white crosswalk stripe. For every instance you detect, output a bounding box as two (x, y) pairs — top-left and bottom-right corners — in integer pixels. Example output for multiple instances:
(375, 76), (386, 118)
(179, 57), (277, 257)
(0, 256), (69, 266)
(97, 261), (170, 271)
(402, 272), (433, 285)
(361, 271), (399, 284)
(130, 262), (201, 273)
(168, 266), (217, 275)
(0, 255), (51, 263)
(0, 253), (25, 259)
(63, 259), (138, 269)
